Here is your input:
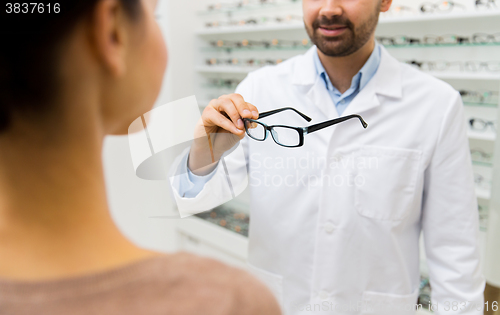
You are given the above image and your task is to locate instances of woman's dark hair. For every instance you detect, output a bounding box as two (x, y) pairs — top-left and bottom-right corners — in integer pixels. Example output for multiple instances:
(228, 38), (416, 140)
(0, 0), (141, 132)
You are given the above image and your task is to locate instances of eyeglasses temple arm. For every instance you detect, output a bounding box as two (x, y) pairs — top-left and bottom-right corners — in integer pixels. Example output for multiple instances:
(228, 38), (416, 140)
(306, 115), (368, 134)
(258, 107), (312, 122)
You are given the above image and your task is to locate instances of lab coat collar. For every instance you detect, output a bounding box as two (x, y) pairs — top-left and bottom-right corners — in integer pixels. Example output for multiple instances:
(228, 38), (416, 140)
(292, 45), (402, 101)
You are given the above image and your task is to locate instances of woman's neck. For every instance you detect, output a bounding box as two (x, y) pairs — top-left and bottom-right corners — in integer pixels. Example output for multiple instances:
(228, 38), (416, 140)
(0, 107), (155, 281)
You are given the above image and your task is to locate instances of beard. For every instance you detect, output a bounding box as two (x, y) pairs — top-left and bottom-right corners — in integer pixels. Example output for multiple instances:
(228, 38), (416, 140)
(305, 10), (380, 57)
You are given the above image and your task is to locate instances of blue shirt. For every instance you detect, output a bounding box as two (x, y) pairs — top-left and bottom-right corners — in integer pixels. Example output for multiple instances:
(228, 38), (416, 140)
(313, 43), (381, 116)
(179, 44), (382, 198)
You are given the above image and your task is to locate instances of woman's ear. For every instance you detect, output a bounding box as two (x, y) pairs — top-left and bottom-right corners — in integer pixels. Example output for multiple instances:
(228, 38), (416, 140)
(380, 0), (393, 13)
(90, 0), (128, 77)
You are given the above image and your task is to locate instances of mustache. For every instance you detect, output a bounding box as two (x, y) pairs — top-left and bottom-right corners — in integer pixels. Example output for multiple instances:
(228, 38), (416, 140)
(312, 15), (354, 31)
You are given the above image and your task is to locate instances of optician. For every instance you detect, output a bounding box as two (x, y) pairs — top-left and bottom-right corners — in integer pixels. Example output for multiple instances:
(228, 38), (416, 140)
(169, 0), (485, 314)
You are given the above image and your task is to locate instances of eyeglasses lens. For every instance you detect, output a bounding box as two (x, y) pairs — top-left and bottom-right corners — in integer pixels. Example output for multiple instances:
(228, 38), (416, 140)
(245, 120), (266, 140)
(271, 126), (300, 147)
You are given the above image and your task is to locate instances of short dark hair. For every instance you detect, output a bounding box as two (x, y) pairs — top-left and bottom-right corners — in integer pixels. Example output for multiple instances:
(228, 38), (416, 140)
(0, 0), (141, 132)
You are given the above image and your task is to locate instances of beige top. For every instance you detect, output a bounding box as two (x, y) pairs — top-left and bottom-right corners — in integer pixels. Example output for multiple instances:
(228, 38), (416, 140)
(0, 252), (281, 315)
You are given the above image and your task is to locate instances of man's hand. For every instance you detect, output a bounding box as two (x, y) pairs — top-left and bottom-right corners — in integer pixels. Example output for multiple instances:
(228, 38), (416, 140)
(188, 94), (259, 175)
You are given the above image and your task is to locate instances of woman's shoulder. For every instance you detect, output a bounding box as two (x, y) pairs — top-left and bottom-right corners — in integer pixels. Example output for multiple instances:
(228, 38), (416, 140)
(0, 252), (280, 315)
(133, 252), (282, 315)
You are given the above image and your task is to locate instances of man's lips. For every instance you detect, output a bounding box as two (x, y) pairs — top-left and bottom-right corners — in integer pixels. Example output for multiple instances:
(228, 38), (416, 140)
(317, 25), (348, 36)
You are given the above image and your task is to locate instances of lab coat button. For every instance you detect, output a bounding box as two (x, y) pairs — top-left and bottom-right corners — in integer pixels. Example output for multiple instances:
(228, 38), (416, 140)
(318, 290), (330, 301)
(324, 222), (335, 234)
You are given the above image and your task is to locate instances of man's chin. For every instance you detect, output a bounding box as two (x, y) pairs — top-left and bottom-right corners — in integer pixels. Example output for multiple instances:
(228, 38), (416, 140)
(316, 43), (354, 57)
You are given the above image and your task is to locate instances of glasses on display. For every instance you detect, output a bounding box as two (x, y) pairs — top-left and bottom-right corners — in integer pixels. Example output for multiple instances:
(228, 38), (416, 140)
(474, 173), (491, 189)
(205, 14), (302, 28)
(195, 205), (249, 236)
(471, 147), (493, 159)
(376, 36), (421, 46)
(478, 205), (489, 232)
(459, 89), (498, 103)
(420, 1), (466, 13)
(275, 14), (302, 22)
(206, 0), (299, 11)
(378, 33), (500, 46)
(475, 0), (497, 9)
(471, 148), (493, 164)
(406, 60), (500, 72)
(206, 18), (258, 28)
(207, 78), (242, 89)
(206, 58), (284, 67)
(207, 0), (276, 11)
(243, 107), (368, 148)
(472, 33), (500, 44)
(265, 38), (310, 48)
(209, 38), (310, 50)
(418, 278), (432, 310)
(391, 5), (416, 14)
(423, 34), (470, 44)
(380, 5), (417, 16)
(469, 118), (497, 132)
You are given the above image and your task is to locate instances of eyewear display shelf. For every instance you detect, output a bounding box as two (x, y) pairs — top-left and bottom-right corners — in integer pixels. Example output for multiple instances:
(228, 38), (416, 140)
(175, 1), (500, 313)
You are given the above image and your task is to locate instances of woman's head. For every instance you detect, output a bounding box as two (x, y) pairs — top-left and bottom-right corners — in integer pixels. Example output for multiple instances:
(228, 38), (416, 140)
(0, 0), (167, 136)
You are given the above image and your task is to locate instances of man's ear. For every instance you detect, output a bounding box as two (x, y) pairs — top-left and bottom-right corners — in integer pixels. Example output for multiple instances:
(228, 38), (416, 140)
(380, 0), (393, 13)
(90, 0), (128, 77)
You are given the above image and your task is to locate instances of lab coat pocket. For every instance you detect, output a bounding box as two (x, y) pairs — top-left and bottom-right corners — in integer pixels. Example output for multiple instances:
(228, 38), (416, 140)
(361, 287), (420, 315)
(246, 262), (284, 310)
(353, 145), (422, 221)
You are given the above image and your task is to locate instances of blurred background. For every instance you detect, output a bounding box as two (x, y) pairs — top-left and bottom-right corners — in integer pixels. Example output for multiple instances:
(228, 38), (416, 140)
(103, 0), (500, 313)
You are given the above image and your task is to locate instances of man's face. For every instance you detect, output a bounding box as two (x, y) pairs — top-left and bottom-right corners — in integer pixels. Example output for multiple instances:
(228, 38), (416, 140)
(303, 0), (390, 57)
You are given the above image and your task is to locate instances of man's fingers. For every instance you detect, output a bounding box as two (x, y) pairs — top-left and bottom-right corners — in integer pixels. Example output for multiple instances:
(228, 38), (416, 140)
(216, 97), (244, 130)
(204, 106), (244, 135)
(220, 94), (259, 120)
(245, 102), (259, 119)
(205, 94), (260, 136)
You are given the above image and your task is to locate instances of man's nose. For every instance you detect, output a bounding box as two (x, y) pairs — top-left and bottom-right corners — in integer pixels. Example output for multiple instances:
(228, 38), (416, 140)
(318, 0), (343, 18)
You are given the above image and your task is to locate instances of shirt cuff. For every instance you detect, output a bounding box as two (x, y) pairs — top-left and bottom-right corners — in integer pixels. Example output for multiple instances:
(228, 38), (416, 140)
(177, 152), (219, 198)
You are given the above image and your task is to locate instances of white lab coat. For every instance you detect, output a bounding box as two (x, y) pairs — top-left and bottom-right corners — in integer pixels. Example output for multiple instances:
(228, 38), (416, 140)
(169, 46), (485, 315)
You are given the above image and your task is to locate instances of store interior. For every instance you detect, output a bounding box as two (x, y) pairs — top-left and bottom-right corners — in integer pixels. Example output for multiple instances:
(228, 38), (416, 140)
(101, 0), (500, 313)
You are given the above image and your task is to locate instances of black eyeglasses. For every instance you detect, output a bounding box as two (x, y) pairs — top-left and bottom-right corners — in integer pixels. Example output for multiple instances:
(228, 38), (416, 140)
(243, 107), (368, 148)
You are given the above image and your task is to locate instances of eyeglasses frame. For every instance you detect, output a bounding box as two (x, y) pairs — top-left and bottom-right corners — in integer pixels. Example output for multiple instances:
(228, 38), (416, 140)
(242, 107), (368, 148)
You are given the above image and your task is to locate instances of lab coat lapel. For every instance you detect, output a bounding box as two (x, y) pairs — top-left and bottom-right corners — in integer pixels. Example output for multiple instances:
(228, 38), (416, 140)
(341, 79), (380, 117)
(306, 78), (339, 120)
(342, 45), (403, 117)
(292, 46), (338, 120)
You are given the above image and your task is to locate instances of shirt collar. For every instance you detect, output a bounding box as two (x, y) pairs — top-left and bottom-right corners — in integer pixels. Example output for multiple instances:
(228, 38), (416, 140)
(313, 42), (381, 94)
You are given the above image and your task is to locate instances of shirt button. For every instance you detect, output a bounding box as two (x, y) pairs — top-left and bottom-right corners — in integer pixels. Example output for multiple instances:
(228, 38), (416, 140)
(324, 222), (335, 234)
(340, 99), (346, 104)
(319, 290), (330, 301)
